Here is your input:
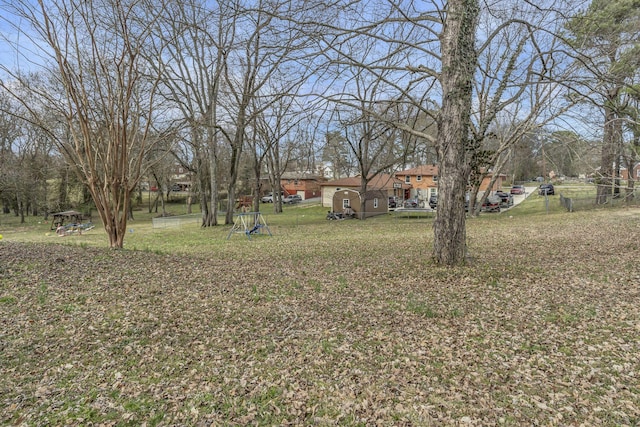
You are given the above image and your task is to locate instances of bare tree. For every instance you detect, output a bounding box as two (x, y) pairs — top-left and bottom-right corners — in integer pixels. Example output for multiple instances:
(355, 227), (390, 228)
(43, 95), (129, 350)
(219, 0), (317, 224)
(0, 88), (59, 221)
(0, 94), (22, 217)
(303, 3), (424, 218)
(620, 88), (640, 200)
(466, 5), (578, 215)
(251, 89), (306, 213)
(296, 0), (580, 263)
(148, 0), (231, 227)
(0, 0), (175, 248)
(430, 0), (480, 264)
(565, 0), (640, 204)
(322, 130), (353, 179)
(290, 0), (477, 260)
(335, 101), (419, 218)
(153, 0), (316, 224)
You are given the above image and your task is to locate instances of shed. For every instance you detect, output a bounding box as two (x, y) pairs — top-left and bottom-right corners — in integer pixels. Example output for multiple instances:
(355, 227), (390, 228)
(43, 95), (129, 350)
(332, 188), (388, 219)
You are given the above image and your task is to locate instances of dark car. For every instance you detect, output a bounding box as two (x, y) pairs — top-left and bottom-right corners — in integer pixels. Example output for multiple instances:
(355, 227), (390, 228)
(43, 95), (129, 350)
(403, 198), (419, 208)
(388, 197), (398, 209)
(481, 195), (501, 213)
(282, 194), (302, 204)
(428, 194), (438, 209)
(538, 184), (555, 196)
(494, 190), (514, 207)
(510, 185), (525, 195)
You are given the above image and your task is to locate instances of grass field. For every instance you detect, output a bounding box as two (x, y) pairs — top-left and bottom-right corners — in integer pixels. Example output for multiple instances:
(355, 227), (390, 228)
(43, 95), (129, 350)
(1, 189), (639, 425)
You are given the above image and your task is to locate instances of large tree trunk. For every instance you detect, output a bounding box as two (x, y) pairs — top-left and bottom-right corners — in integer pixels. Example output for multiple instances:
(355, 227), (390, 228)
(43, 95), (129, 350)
(359, 177), (370, 220)
(91, 187), (129, 249)
(225, 144), (242, 225)
(201, 129), (220, 228)
(596, 91), (620, 204)
(433, 0), (479, 265)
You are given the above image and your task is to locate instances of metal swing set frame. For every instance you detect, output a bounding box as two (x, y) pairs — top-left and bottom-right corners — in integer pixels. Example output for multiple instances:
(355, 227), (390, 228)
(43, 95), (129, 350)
(226, 212), (272, 240)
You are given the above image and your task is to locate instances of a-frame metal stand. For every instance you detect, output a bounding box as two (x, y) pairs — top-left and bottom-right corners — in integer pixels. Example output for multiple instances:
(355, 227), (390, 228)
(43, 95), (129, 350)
(226, 212), (272, 240)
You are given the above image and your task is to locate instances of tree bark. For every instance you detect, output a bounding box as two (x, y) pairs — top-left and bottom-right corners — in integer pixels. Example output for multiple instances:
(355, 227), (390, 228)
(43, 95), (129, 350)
(596, 95), (620, 204)
(433, 0), (479, 265)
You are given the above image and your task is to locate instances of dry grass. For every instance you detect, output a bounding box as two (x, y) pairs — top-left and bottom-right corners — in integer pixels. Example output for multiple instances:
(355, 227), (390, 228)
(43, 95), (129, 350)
(1, 206), (639, 426)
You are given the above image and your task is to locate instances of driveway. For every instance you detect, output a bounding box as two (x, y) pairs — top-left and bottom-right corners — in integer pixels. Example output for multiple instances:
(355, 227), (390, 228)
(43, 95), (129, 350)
(506, 186), (537, 209)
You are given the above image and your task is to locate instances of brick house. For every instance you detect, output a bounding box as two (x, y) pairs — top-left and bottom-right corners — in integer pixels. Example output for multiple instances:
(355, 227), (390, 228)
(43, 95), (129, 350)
(395, 165), (506, 203)
(394, 165), (439, 203)
(279, 172), (327, 200)
(620, 163), (640, 181)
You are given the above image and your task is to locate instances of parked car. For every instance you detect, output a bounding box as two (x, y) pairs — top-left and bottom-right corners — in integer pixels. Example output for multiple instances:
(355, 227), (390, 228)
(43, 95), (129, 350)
(481, 195), (501, 212)
(510, 185), (525, 195)
(538, 184), (555, 195)
(403, 198), (419, 208)
(494, 190), (514, 207)
(282, 194), (302, 204)
(388, 197), (398, 209)
(261, 191), (284, 203)
(428, 194), (438, 209)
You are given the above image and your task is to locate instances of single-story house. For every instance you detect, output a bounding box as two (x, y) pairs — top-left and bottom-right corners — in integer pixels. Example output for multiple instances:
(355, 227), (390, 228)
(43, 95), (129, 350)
(331, 188), (388, 219)
(319, 173), (409, 208)
(475, 169), (507, 192)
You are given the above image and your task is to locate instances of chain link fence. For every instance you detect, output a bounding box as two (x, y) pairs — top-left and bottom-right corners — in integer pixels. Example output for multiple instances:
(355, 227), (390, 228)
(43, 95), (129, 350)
(559, 188), (638, 212)
(152, 213), (202, 229)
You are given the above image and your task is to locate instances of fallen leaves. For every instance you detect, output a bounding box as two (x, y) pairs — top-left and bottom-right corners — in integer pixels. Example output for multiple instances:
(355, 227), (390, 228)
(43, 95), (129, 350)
(1, 210), (639, 425)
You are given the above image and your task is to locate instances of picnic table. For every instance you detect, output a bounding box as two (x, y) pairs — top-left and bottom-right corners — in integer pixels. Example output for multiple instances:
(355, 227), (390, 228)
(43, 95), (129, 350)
(50, 211), (93, 235)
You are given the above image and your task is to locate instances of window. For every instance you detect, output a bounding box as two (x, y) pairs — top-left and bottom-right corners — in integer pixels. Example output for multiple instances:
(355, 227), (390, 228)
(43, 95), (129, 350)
(342, 199), (350, 209)
(416, 175), (422, 182)
(373, 198), (379, 208)
(405, 175), (411, 184)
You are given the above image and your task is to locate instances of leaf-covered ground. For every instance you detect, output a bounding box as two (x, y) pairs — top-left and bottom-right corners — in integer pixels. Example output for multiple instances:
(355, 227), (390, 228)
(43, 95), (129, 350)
(1, 210), (639, 426)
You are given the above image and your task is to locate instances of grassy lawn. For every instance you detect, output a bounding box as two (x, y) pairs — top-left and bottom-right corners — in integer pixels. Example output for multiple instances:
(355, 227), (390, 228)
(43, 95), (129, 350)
(1, 191), (639, 425)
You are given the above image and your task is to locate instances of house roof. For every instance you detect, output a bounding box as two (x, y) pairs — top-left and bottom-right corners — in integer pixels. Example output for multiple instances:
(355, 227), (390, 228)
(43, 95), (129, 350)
(332, 187), (387, 200)
(396, 164), (439, 176)
(320, 173), (410, 190)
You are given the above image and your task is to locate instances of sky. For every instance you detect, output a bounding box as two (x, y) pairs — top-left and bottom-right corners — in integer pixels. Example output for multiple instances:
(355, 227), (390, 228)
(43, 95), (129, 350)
(0, 9), (49, 78)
